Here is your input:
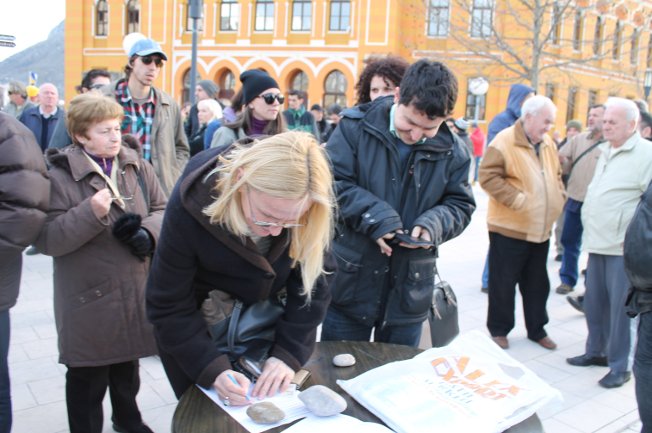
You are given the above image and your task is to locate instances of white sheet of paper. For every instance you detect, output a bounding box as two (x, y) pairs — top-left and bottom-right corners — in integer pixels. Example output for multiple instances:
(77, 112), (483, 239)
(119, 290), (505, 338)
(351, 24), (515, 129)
(197, 384), (311, 433)
(282, 414), (394, 433)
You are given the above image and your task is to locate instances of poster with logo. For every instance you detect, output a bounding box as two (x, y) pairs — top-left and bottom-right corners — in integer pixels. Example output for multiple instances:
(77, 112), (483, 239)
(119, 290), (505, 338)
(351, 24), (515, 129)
(337, 331), (561, 433)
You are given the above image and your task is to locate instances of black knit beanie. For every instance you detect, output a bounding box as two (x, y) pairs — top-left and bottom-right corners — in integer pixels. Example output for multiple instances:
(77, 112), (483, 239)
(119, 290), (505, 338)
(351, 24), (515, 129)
(240, 70), (279, 105)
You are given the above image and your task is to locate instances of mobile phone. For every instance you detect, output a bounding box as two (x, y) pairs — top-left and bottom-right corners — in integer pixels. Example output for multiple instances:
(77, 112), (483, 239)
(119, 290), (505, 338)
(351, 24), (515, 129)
(393, 232), (433, 247)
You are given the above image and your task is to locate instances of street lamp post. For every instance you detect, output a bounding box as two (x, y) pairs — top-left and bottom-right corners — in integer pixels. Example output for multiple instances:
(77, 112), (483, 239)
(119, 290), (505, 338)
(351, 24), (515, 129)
(468, 77), (489, 124)
(644, 69), (652, 101)
(189, 0), (203, 105)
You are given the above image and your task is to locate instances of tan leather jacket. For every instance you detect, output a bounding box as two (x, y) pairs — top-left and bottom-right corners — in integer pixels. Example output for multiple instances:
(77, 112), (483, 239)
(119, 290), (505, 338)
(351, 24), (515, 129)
(479, 121), (566, 243)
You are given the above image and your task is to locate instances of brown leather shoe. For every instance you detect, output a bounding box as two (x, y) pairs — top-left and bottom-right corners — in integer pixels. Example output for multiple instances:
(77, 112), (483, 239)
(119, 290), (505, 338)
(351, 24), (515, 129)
(492, 336), (509, 349)
(536, 336), (557, 350)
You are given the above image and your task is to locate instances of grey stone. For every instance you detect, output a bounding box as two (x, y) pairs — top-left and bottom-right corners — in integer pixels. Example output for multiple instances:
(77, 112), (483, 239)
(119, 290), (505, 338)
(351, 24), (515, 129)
(298, 385), (347, 416)
(246, 401), (285, 424)
(332, 353), (356, 367)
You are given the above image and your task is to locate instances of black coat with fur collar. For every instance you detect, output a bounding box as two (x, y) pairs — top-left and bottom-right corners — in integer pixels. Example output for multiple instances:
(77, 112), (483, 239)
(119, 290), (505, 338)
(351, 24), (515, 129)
(146, 146), (334, 396)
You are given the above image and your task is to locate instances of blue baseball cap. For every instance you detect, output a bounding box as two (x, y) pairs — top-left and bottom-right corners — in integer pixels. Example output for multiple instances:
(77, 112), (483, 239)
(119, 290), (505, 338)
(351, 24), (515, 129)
(128, 38), (168, 60)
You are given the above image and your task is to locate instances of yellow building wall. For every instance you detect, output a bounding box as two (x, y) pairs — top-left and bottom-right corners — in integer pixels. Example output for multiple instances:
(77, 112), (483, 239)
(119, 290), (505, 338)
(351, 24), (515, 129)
(65, 0), (652, 134)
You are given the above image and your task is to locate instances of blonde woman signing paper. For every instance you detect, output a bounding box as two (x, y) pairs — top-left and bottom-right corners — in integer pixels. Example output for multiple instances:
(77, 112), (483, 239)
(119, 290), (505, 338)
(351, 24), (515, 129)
(146, 131), (336, 406)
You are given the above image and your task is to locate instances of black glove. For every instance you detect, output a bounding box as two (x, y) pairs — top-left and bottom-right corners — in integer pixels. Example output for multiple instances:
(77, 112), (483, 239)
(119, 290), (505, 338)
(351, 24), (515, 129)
(112, 213), (153, 260)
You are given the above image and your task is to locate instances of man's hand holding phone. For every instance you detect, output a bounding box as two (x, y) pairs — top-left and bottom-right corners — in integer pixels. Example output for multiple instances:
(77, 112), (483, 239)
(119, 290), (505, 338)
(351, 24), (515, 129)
(395, 226), (433, 249)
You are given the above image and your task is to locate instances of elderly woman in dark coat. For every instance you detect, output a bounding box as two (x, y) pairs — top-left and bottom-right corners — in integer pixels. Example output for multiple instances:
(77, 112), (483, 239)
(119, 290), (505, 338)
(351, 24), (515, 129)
(35, 93), (167, 433)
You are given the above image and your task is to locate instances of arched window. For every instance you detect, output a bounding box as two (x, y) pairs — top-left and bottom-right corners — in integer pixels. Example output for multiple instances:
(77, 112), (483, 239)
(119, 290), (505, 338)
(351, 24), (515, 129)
(290, 71), (308, 92)
(126, 0), (140, 34)
(219, 70), (236, 100)
(323, 70), (347, 108)
(96, 0), (109, 37)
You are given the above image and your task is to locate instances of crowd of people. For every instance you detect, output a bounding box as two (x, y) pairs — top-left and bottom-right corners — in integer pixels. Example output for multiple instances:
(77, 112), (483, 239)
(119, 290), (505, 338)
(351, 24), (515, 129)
(2, 39), (652, 433)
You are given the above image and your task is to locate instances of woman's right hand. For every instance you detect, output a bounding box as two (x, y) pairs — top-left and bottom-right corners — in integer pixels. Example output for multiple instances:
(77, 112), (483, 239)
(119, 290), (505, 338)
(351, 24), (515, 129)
(90, 188), (112, 219)
(212, 370), (251, 407)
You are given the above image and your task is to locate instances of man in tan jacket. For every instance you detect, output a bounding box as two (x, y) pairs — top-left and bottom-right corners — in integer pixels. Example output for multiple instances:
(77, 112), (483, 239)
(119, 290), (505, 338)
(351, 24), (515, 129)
(556, 105), (605, 296)
(479, 95), (565, 351)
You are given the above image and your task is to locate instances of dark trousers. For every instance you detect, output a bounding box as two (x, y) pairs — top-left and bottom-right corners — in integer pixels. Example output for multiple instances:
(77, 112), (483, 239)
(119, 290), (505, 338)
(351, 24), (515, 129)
(559, 199), (584, 287)
(635, 311), (652, 433)
(487, 232), (551, 341)
(66, 360), (143, 433)
(0, 310), (10, 433)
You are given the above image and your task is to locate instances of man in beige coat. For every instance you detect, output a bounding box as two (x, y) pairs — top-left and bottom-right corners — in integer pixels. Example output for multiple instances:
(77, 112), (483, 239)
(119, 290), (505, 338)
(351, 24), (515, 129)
(556, 105), (605, 296)
(567, 97), (652, 389)
(105, 37), (189, 196)
(479, 95), (565, 351)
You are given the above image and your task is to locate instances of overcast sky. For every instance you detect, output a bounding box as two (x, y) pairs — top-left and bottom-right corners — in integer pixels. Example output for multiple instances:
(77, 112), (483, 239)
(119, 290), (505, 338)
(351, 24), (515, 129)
(0, 0), (65, 62)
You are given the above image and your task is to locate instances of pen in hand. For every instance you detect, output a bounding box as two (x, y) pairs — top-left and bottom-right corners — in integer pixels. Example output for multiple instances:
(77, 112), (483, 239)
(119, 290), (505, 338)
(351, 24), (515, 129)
(227, 372), (250, 401)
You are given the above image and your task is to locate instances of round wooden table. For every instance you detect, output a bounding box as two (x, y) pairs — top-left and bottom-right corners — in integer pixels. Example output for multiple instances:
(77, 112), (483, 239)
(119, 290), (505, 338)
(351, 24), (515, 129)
(172, 340), (420, 432)
(171, 340), (543, 433)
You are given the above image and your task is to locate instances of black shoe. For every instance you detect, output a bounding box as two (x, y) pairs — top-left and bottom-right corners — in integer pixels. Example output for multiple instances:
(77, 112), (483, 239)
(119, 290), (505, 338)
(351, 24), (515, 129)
(555, 283), (573, 294)
(581, 268), (587, 276)
(567, 295), (584, 313)
(598, 370), (631, 388)
(113, 423), (154, 433)
(25, 246), (40, 255)
(554, 254), (563, 262)
(566, 354), (608, 367)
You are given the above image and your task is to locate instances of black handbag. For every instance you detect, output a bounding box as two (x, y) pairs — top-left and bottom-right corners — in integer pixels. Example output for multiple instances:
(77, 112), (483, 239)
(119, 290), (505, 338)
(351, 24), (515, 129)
(201, 290), (285, 378)
(427, 273), (459, 348)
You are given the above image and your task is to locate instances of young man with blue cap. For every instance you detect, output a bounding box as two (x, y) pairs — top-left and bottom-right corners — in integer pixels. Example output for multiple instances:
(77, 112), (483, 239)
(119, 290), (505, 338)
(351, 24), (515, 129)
(103, 36), (189, 196)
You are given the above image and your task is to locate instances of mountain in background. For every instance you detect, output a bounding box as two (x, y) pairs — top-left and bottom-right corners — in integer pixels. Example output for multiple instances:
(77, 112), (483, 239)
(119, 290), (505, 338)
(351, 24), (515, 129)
(0, 20), (65, 98)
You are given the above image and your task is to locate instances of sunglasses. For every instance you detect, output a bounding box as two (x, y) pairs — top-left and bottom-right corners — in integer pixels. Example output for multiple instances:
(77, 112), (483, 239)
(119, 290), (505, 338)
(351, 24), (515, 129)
(257, 93), (285, 105)
(140, 56), (164, 67)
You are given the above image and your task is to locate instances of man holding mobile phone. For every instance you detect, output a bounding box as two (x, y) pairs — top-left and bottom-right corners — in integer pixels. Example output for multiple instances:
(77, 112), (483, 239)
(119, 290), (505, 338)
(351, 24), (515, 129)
(322, 59), (475, 347)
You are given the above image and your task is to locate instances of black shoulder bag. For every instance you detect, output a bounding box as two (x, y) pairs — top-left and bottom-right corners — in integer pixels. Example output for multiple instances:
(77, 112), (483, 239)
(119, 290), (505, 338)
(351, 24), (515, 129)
(427, 272), (459, 348)
(201, 289), (285, 379)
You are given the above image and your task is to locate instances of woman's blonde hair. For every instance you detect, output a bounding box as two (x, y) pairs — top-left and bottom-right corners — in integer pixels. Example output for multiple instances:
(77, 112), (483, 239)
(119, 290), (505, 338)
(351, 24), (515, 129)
(203, 131), (335, 301)
(66, 93), (124, 145)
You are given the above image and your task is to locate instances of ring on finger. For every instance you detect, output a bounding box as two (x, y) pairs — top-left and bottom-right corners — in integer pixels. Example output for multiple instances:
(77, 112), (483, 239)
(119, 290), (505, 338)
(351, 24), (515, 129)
(223, 395), (230, 406)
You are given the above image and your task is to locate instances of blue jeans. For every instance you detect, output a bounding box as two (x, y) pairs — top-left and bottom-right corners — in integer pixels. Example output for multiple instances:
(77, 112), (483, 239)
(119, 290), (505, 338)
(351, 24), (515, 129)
(474, 156), (482, 182)
(0, 310), (11, 433)
(481, 250), (489, 288)
(559, 199), (583, 287)
(321, 307), (423, 348)
(635, 311), (652, 433)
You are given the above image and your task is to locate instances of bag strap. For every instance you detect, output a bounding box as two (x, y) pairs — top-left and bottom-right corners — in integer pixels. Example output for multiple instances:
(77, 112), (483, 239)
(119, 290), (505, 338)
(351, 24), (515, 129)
(227, 300), (244, 353)
(136, 168), (149, 209)
(568, 140), (603, 180)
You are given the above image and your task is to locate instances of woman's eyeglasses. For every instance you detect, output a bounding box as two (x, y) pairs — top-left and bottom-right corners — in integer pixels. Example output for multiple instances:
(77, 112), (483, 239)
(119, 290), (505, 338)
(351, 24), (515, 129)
(246, 186), (303, 229)
(140, 56), (164, 68)
(257, 93), (285, 105)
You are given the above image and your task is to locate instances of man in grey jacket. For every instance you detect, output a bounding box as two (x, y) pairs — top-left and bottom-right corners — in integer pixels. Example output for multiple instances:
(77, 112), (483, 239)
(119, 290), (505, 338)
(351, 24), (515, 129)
(106, 37), (189, 196)
(0, 113), (50, 432)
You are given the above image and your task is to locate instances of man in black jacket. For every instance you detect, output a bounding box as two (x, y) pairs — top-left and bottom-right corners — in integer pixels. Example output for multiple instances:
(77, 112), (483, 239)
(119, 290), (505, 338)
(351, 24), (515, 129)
(624, 179), (652, 432)
(322, 59), (475, 347)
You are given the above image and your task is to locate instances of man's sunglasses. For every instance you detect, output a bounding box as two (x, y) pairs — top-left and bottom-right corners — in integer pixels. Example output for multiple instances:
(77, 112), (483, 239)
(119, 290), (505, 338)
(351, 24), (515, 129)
(257, 93), (284, 105)
(140, 56), (164, 67)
